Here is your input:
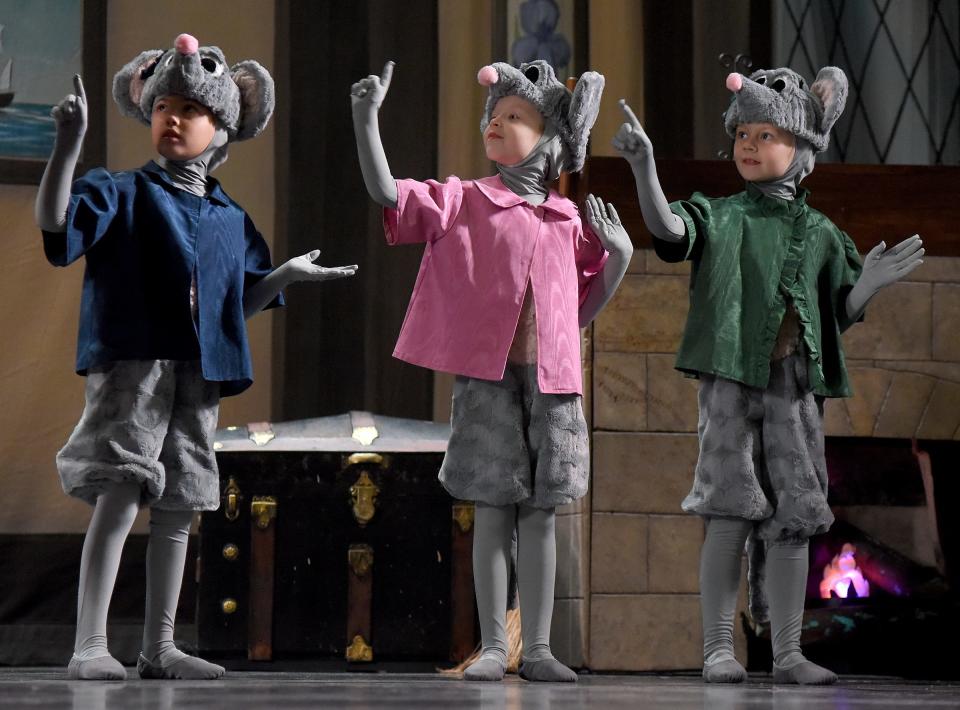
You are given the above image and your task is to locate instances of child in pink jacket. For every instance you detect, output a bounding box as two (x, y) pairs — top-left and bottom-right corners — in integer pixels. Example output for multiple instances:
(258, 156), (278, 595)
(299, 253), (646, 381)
(351, 60), (632, 681)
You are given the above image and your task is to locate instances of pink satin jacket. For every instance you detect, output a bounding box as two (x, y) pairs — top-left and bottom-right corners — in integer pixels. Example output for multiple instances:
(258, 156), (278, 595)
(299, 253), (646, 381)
(384, 175), (607, 395)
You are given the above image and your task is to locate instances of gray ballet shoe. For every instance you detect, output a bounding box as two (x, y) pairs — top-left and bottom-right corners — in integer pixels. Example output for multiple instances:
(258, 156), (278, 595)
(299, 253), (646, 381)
(137, 652), (225, 680)
(67, 654), (127, 681)
(518, 656), (578, 682)
(773, 659), (838, 685)
(462, 654), (507, 682)
(702, 658), (747, 683)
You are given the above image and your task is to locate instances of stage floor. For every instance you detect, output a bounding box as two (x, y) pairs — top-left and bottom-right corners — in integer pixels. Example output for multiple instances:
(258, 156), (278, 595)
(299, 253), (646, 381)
(2, 669), (959, 709)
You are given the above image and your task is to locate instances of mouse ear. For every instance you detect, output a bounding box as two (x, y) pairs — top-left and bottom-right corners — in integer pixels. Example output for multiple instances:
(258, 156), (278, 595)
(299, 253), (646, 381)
(565, 70), (604, 172)
(112, 49), (165, 124)
(810, 66), (847, 137)
(231, 59), (275, 141)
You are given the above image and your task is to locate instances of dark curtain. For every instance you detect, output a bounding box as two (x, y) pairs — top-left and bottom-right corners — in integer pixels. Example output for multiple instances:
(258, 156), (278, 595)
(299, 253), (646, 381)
(273, 0), (437, 422)
(642, 0), (772, 160)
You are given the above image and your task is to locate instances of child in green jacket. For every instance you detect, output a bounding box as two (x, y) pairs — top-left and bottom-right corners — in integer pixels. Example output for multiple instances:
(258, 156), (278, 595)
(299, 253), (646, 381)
(616, 66), (923, 685)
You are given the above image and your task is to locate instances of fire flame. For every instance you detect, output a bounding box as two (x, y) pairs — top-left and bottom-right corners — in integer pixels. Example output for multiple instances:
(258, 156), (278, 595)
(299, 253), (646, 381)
(820, 543), (870, 599)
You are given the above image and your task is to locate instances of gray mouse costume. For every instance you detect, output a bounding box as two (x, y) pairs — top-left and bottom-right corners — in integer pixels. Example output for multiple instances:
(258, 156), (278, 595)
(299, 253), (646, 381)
(440, 60), (604, 516)
(444, 60), (605, 684)
(46, 34), (278, 682)
(676, 66), (851, 685)
(619, 60), (921, 685)
(352, 58), (618, 684)
(61, 33), (278, 514)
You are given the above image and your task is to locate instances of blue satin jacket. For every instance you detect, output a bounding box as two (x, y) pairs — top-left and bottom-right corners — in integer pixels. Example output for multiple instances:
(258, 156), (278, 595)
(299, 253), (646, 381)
(42, 161), (282, 396)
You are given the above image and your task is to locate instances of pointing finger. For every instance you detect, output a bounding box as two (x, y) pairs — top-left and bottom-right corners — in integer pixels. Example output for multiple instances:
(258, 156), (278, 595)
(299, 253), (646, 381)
(381, 60), (395, 90)
(73, 74), (87, 104)
(618, 99), (641, 129)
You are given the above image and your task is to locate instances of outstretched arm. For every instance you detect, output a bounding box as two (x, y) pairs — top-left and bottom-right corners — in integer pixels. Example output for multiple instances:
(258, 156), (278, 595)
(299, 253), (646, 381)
(845, 235), (924, 322)
(351, 61), (398, 209)
(36, 75), (88, 232)
(578, 194), (634, 327)
(243, 250), (358, 319)
(612, 100), (685, 243)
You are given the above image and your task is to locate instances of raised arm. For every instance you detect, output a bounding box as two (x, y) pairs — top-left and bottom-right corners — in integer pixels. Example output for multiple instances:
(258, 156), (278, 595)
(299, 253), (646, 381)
(351, 61), (398, 209)
(242, 250), (357, 319)
(612, 100), (685, 243)
(845, 235), (924, 323)
(578, 194), (634, 327)
(36, 75), (88, 232)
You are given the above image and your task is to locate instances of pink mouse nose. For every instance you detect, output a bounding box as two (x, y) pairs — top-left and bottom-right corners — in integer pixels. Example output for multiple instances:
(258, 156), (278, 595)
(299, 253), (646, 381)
(726, 73), (743, 92)
(174, 33), (198, 55)
(477, 65), (498, 86)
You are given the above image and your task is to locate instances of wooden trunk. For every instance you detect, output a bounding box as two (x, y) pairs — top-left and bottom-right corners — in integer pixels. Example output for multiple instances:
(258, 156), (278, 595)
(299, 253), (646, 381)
(197, 411), (477, 662)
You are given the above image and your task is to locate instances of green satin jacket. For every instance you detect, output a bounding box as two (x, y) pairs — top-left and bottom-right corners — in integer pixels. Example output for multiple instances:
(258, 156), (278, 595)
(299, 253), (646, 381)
(656, 184), (863, 398)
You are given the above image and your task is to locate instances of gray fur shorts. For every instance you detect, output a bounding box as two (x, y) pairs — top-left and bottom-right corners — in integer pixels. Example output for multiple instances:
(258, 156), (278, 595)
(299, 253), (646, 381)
(439, 363), (589, 509)
(682, 352), (833, 542)
(56, 360), (221, 511)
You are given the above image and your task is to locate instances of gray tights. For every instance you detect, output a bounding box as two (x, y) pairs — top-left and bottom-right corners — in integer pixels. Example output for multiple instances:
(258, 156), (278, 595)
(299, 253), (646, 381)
(74, 483), (195, 662)
(74, 482), (141, 663)
(464, 502), (576, 681)
(700, 517), (836, 684)
(72, 482), (223, 680)
(142, 505), (196, 666)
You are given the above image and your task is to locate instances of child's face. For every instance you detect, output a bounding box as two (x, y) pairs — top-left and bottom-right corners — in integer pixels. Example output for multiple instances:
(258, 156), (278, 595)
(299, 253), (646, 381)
(484, 96), (545, 166)
(151, 95), (217, 161)
(733, 122), (796, 182)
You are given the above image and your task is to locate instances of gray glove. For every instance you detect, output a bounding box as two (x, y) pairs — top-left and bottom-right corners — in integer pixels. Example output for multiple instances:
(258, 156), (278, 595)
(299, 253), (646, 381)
(351, 61), (398, 209)
(578, 194), (633, 327)
(845, 235), (924, 321)
(243, 249), (358, 319)
(36, 75), (88, 232)
(612, 100), (685, 243)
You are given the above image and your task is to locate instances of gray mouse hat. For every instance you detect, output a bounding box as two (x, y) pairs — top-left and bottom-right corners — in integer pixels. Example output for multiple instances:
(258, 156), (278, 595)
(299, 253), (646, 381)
(113, 33), (274, 167)
(723, 66), (847, 152)
(478, 60), (604, 172)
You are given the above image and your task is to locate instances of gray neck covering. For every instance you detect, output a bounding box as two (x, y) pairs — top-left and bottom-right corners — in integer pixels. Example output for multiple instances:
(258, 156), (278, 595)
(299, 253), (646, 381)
(496, 122), (565, 205)
(156, 126), (229, 197)
(749, 138), (816, 201)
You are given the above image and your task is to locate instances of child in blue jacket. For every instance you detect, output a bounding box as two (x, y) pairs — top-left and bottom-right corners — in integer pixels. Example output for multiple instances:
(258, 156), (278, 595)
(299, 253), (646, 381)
(35, 34), (355, 680)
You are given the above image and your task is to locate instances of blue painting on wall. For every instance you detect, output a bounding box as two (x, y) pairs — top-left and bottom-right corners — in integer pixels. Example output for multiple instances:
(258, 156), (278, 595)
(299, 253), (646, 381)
(0, 0), (82, 161)
(508, 0), (574, 76)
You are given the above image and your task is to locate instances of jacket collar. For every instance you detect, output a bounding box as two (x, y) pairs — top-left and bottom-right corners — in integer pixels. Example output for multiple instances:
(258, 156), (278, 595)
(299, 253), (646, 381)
(473, 175), (578, 219)
(143, 160), (230, 206)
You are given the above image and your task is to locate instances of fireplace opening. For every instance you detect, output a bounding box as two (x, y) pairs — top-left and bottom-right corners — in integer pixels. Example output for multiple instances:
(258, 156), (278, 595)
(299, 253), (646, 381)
(745, 437), (960, 679)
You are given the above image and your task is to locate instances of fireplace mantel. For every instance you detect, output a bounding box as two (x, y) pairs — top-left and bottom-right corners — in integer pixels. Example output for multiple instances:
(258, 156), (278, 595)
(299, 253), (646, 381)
(578, 158), (960, 256)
